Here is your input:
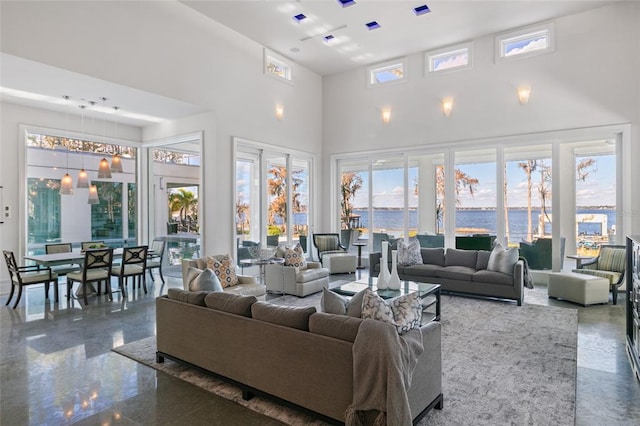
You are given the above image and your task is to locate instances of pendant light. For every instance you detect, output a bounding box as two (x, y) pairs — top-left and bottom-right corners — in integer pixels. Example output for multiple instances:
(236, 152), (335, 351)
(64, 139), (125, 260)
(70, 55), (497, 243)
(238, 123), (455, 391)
(88, 184), (100, 205)
(60, 95), (74, 195)
(110, 106), (123, 173)
(76, 104), (89, 188)
(97, 97), (112, 179)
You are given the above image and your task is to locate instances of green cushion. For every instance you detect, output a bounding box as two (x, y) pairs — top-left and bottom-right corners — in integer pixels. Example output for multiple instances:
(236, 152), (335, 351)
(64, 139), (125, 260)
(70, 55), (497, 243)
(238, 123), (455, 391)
(572, 269), (622, 285)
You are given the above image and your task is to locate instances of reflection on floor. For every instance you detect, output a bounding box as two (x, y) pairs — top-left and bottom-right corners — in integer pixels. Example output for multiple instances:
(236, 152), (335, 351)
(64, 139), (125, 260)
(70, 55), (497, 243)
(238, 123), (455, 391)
(1, 270), (639, 425)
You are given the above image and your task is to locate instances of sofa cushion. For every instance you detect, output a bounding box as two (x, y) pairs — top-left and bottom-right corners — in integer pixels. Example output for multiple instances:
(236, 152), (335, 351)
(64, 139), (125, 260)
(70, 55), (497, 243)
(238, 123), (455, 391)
(571, 269), (622, 285)
(487, 244), (519, 275)
(421, 248), (445, 266)
(321, 287), (366, 317)
(437, 266), (475, 281)
(284, 243), (306, 269)
(251, 302), (316, 331)
(296, 267), (329, 283)
(403, 264), (442, 277)
(361, 288), (422, 335)
(309, 312), (364, 342)
(167, 288), (209, 306)
(398, 240), (423, 266)
(476, 250), (491, 270)
(187, 267), (224, 292)
(473, 270), (514, 286)
(208, 254), (239, 287)
(204, 292), (257, 317)
(445, 248), (478, 268)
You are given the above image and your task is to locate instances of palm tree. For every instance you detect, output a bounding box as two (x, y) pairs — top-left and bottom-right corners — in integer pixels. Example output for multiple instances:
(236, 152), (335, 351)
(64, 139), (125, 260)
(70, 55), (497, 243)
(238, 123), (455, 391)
(341, 172), (363, 229)
(433, 166), (479, 233)
(169, 189), (196, 229)
(518, 160), (538, 242)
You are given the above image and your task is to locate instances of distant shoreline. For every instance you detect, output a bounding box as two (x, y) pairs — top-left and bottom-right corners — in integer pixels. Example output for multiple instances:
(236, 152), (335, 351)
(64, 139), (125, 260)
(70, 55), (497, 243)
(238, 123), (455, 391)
(351, 206), (615, 211)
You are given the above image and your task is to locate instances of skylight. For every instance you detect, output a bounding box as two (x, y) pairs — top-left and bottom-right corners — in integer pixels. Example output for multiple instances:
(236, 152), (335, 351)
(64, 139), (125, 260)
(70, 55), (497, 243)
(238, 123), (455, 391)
(324, 34), (335, 43)
(338, 0), (356, 7)
(414, 5), (431, 16)
(366, 21), (380, 30)
(293, 14), (306, 23)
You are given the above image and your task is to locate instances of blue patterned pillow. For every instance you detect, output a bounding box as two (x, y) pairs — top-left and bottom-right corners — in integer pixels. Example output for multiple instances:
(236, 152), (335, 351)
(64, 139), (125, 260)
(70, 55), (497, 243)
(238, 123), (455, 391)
(361, 289), (422, 335)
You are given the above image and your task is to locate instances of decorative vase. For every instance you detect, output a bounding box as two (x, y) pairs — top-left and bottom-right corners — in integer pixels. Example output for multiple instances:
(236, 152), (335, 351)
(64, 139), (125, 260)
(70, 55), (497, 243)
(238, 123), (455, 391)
(388, 250), (401, 290)
(377, 241), (390, 289)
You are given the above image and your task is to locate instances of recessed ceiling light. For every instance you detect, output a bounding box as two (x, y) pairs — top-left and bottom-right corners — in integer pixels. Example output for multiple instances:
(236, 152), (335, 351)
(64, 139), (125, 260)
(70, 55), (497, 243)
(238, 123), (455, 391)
(365, 21), (380, 30)
(290, 47), (300, 53)
(414, 4), (431, 16)
(293, 13), (307, 23)
(338, 0), (356, 8)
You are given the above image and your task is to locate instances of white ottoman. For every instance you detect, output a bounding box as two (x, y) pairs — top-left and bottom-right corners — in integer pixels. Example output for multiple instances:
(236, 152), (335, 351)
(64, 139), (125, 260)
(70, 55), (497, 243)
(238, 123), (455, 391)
(322, 253), (357, 274)
(548, 272), (610, 306)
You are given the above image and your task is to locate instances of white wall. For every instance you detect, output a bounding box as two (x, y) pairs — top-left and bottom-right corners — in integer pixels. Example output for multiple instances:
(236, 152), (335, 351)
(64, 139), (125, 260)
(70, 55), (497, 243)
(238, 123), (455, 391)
(322, 2), (640, 236)
(0, 1), (323, 276)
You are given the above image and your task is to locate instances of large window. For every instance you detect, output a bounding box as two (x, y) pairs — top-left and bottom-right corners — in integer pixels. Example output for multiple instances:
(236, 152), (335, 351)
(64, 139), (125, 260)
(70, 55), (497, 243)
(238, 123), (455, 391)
(454, 150), (497, 237)
(25, 129), (137, 254)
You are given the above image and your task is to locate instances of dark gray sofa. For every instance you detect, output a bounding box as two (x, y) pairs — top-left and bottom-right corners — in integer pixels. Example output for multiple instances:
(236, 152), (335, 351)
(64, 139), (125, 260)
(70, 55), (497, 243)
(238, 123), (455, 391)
(370, 247), (524, 305)
(156, 291), (443, 424)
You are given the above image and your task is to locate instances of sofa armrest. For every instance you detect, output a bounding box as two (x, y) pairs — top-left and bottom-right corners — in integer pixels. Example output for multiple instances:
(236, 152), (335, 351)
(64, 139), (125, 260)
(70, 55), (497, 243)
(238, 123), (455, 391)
(369, 252), (382, 277)
(578, 258), (598, 269)
(513, 260), (524, 305)
(237, 274), (258, 285)
(305, 261), (322, 269)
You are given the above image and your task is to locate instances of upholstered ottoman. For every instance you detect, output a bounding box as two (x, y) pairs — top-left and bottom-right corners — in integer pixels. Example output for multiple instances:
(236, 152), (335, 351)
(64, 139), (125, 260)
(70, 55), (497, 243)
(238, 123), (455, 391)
(322, 253), (357, 274)
(548, 272), (609, 306)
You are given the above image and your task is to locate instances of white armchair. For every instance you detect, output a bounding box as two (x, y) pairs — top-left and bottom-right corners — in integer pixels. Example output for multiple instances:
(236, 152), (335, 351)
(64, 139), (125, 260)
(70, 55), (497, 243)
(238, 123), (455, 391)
(265, 257), (329, 297)
(181, 255), (265, 297)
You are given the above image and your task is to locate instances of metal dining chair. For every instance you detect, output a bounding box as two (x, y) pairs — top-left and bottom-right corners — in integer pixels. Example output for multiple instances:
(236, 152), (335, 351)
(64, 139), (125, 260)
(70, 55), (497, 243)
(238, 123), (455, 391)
(110, 246), (148, 298)
(66, 248), (114, 305)
(3, 250), (58, 309)
(147, 239), (166, 284)
(45, 242), (81, 276)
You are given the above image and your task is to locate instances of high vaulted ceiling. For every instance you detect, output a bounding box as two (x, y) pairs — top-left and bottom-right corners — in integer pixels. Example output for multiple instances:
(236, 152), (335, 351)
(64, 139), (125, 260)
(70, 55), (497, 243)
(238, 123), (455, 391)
(181, 0), (615, 75)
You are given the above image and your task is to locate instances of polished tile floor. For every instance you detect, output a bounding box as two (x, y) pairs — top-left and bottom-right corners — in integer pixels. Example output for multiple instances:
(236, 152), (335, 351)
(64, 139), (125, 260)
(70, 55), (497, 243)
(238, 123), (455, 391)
(1, 270), (639, 425)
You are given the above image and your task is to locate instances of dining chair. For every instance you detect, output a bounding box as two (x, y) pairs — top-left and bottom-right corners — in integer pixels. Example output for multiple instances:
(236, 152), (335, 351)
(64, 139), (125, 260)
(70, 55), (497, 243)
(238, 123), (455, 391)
(110, 246), (148, 298)
(3, 250), (58, 309)
(45, 242), (81, 276)
(147, 239), (166, 284)
(66, 248), (114, 305)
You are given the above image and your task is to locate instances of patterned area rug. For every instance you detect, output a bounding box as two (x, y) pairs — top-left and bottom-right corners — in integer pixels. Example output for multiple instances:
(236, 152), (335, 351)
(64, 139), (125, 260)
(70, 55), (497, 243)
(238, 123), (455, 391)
(112, 293), (577, 425)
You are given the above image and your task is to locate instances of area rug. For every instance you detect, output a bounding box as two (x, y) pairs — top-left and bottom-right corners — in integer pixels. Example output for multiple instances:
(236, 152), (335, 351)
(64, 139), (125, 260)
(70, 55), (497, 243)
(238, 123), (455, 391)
(112, 294), (577, 425)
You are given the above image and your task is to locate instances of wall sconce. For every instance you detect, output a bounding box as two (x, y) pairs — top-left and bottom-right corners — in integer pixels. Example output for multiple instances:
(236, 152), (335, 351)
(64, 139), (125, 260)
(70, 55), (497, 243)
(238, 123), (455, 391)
(275, 105), (284, 120)
(381, 108), (391, 124)
(517, 86), (531, 105)
(441, 98), (454, 117)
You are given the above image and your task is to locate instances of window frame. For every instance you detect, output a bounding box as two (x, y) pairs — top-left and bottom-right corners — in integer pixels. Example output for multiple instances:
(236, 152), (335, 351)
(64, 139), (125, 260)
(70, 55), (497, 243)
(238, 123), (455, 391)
(495, 22), (555, 62)
(367, 57), (408, 87)
(425, 42), (473, 75)
(264, 49), (293, 85)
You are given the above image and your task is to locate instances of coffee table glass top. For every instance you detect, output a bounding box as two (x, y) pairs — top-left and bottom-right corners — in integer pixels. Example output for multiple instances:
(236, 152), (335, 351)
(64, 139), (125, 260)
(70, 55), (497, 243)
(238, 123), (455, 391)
(332, 277), (439, 299)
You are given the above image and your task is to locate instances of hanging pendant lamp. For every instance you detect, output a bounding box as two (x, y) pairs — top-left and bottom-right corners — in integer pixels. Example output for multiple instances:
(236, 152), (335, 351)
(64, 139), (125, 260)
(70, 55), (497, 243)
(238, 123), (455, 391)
(97, 158), (112, 178)
(110, 106), (124, 173)
(88, 184), (100, 204)
(76, 104), (89, 188)
(60, 95), (74, 195)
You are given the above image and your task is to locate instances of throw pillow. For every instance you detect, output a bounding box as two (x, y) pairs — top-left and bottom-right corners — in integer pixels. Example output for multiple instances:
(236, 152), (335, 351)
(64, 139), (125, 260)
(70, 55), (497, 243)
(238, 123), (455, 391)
(360, 288), (422, 335)
(321, 287), (368, 318)
(189, 268), (223, 292)
(397, 239), (423, 266)
(208, 254), (239, 287)
(284, 243), (306, 269)
(487, 243), (519, 275)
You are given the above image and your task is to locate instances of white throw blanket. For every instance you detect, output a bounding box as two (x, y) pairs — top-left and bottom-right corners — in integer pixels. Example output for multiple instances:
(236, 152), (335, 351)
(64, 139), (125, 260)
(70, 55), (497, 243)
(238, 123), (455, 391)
(345, 319), (424, 426)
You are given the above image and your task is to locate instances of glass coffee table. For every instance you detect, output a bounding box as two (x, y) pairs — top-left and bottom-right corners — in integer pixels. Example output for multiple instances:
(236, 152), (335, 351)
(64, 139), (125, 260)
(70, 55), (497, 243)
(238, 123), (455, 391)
(332, 277), (441, 322)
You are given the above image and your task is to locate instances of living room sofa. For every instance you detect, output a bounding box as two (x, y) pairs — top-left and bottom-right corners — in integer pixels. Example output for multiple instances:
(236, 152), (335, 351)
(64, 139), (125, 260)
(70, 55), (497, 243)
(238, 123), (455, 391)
(370, 247), (524, 305)
(156, 291), (443, 424)
(182, 255), (266, 297)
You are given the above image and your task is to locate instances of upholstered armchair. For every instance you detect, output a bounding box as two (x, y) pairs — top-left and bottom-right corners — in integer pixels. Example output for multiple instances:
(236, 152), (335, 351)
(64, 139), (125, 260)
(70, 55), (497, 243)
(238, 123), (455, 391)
(416, 234), (444, 248)
(265, 245), (329, 297)
(519, 237), (566, 270)
(573, 244), (626, 304)
(455, 235), (496, 251)
(312, 233), (347, 261)
(181, 254), (264, 297)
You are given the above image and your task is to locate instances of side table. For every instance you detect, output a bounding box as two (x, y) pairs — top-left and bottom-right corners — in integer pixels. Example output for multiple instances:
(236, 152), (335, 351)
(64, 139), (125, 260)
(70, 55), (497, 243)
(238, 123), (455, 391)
(566, 254), (594, 269)
(239, 258), (284, 285)
(352, 242), (367, 269)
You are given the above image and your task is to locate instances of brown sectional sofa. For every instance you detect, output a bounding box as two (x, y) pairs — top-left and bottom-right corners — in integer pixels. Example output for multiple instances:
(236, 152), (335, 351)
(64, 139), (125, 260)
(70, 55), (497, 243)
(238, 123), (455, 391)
(156, 290), (443, 424)
(371, 247), (524, 305)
